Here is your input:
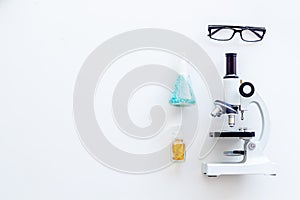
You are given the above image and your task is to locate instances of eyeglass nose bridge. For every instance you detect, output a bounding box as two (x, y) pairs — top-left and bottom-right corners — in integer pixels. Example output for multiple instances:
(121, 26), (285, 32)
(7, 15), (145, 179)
(231, 29), (243, 40)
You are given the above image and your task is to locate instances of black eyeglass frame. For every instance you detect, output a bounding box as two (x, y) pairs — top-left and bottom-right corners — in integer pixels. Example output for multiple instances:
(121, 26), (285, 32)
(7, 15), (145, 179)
(208, 25), (266, 42)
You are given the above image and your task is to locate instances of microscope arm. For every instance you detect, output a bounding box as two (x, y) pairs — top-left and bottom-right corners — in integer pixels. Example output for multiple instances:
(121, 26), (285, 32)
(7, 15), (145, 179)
(241, 92), (270, 152)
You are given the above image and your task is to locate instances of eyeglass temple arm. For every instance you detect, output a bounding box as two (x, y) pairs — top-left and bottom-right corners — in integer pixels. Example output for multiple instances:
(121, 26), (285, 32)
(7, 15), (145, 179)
(208, 27), (230, 36)
(248, 29), (266, 39)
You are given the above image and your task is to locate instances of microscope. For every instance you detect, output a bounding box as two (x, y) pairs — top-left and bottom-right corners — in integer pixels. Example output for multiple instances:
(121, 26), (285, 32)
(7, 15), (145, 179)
(202, 53), (276, 177)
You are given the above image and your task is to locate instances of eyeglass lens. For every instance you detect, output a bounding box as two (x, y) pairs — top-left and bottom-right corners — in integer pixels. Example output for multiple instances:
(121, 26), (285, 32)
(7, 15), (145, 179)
(241, 29), (264, 41)
(210, 28), (235, 41)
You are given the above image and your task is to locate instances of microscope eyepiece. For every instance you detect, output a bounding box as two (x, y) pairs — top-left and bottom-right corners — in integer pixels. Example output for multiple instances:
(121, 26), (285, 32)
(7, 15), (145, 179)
(225, 53), (237, 77)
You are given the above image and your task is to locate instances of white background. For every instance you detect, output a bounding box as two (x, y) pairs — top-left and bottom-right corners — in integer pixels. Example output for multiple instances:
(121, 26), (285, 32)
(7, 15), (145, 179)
(0, 0), (299, 199)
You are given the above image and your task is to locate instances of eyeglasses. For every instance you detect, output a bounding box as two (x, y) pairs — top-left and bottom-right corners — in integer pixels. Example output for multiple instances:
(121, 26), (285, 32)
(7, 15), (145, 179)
(208, 25), (266, 42)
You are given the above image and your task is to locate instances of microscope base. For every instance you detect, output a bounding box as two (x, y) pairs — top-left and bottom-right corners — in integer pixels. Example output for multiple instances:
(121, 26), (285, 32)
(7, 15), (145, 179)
(202, 160), (276, 177)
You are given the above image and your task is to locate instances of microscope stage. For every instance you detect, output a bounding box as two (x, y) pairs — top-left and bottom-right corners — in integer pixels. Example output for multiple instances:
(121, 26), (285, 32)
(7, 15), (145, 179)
(210, 131), (255, 138)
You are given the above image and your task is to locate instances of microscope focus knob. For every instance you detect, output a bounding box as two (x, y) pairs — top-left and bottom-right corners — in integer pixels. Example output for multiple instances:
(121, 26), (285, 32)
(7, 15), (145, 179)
(239, 82), (255, 98)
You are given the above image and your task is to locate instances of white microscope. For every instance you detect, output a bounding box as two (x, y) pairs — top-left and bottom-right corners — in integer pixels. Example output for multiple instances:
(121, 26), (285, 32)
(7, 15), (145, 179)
(202, 53), (277, 177)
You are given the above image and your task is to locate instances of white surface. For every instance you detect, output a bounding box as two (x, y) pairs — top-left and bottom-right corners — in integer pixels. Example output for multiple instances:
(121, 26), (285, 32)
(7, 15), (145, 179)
(0, 0), (299, 199)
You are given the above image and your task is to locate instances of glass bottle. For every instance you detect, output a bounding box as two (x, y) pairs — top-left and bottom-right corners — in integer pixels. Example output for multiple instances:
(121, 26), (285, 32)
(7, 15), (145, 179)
(172, 138), (185, 161)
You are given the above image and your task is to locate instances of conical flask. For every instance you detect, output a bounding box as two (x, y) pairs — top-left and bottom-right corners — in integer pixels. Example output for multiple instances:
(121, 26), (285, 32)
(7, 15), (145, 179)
(169, 75), (195, 106)
(169, 60), (196, 106)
